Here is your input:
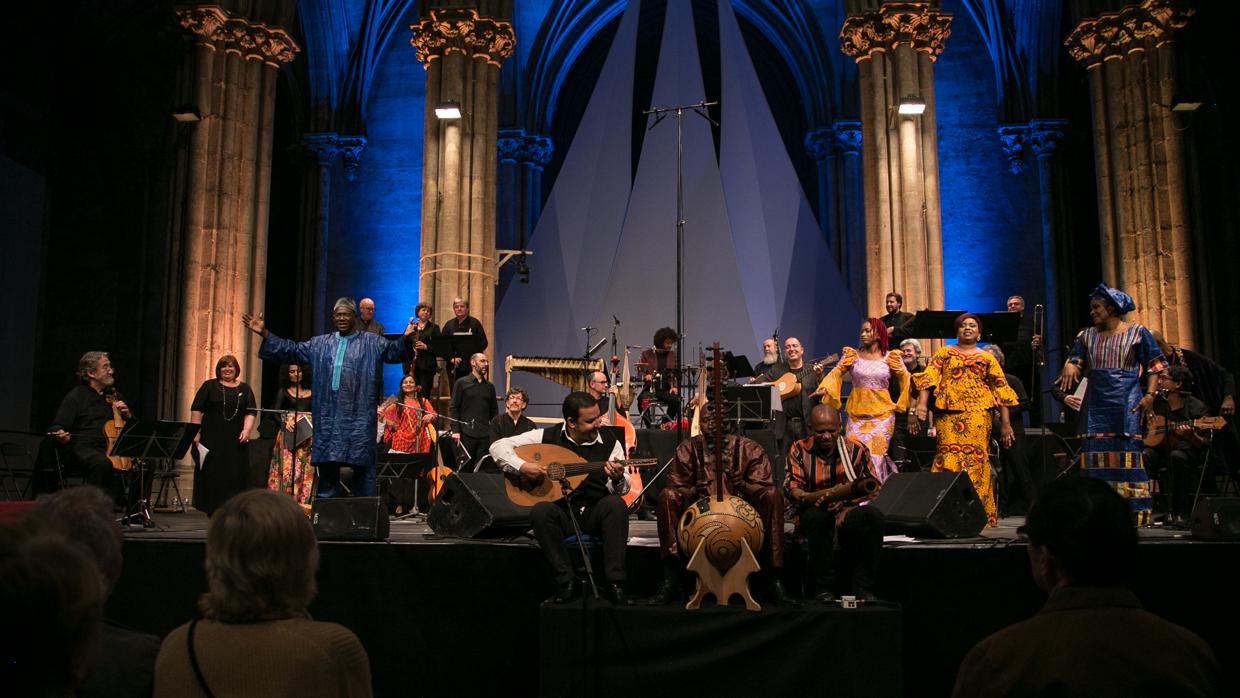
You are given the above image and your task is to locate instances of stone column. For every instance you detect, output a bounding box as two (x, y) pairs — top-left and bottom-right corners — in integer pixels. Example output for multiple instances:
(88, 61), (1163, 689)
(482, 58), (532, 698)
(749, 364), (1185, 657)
(1030, 119), (1069, 423)
(175, 7), (297, 409)
(805, 122), (865, 311)
(296, 133), (340, 336)
(411, 7), (515, 364)
(1065, 0), (1196, 345)
(840, 2), (951, 320)
(174, 4), (297, 503)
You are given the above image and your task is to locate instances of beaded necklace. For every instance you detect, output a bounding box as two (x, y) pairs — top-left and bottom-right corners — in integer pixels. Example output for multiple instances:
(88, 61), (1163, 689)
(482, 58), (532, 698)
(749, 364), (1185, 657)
(220, 380), (242, 421)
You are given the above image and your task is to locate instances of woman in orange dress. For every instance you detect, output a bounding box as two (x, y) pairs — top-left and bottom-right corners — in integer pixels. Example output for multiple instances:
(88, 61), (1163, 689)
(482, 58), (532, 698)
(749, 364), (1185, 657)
(910, 314), (1018, 525)
(380, 374), (437, 453)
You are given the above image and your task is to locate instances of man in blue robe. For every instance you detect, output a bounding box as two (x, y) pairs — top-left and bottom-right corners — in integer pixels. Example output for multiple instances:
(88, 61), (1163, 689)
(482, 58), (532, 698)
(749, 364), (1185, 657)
(243, 298), (414, 497)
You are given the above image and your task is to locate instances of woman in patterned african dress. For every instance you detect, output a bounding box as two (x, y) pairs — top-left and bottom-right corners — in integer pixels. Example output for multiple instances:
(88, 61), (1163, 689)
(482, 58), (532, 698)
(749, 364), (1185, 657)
(910, 313), (1018, 525)
(817, 318), (910, 482)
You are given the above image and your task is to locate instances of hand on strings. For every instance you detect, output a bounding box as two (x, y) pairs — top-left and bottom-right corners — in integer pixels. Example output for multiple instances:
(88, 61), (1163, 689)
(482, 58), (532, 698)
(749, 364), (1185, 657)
(603, 460), (625, 480)
(49, 428), (70, 445)
(241, 312), (266, 336)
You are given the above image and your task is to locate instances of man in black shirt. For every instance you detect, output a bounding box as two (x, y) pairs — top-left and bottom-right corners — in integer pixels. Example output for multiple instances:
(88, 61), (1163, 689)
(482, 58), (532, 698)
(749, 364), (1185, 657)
(489, 387), (536, 443)
(880, 293), (915, 342)
(999, 295), (1043, 425)
(450, 353), (498, 470)
(1142, 366), (1211, 523)
(490, 391), (631, 605)
(441, 297), (488, 382)
(48, 351), (131, 491)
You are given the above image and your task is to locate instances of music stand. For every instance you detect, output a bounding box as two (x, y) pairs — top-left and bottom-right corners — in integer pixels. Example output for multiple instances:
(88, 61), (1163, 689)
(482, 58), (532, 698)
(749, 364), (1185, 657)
(973, 311), (1021, 345)
(376, 452), (436, 519)
(722, 385), (772, 426)
(724, 352), (755, 380)
(110, 420), (199, 528)
(907, 310), (968, 340)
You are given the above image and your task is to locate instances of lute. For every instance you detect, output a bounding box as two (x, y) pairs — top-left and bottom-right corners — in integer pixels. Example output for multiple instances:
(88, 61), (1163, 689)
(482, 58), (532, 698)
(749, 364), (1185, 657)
(504, 443), (658, 507)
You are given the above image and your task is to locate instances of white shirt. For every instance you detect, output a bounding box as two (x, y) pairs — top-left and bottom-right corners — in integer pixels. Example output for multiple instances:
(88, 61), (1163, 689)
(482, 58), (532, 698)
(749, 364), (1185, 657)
(489, 424), (629, 495)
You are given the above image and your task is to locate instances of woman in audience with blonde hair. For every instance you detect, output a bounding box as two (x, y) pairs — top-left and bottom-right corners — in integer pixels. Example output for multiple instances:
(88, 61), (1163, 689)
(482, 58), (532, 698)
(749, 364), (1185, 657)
(154, 489), (372, 697)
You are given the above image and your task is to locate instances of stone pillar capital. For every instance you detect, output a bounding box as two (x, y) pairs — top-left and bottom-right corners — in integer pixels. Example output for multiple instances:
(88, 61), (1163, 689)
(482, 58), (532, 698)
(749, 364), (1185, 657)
(840, 2), (952, 64)
(338, 136), (367, 181)
(1029, 119), (1069, 158)
(176, 5), (300, 66)
(497, 130), (553, 169)
(1065, 0), (1193, 68)
(833, 121), (863, 156)
(410, 8), (516, 68)
(997, 124), (1030, 174)
(300, 132), (341, 166)
(803, 127), (835, 161)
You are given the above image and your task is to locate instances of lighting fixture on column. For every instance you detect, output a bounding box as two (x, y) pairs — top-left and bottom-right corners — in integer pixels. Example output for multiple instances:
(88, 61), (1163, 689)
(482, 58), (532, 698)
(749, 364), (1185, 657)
(172, 105), (201, 122)
(434, 102), (462, 120)
(897, 95), (926, 116)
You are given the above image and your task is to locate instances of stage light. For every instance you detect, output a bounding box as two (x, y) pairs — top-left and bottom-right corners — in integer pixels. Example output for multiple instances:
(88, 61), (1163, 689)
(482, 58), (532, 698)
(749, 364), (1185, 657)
(516, 252), (530, 284)
(435, 103), (462, 120)
(172, 105), (201, 122)
(898, 95), (926, 116)
(1171, 101), (1202, 113)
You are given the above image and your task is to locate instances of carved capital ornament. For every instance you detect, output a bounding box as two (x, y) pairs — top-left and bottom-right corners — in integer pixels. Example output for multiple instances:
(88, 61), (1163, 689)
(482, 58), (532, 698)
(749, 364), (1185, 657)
(1065, 0), (1193, 68)
(410, 8), (515, 68)
(176, 5), (300, 66)
(840, 2), (952, 63)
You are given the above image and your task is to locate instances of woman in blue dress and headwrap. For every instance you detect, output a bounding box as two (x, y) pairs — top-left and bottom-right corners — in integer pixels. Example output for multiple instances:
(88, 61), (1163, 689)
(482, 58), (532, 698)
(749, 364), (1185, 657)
(1055, 285), (1167, 523)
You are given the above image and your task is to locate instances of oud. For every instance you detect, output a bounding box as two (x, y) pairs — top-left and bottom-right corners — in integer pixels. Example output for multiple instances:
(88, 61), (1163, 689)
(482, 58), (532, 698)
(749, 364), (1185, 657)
(504, 443), (658, 507)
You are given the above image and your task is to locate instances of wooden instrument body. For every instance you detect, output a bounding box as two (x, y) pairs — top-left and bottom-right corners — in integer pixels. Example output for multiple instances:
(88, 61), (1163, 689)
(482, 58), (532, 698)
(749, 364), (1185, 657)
(424, 424), (455, 503)
(104, 390), (132, 471)
(770, 353), (840, 398)
(503, 443), (656, 507)
(1143, 415), (1225, 448)
(801, 477), (879, 508)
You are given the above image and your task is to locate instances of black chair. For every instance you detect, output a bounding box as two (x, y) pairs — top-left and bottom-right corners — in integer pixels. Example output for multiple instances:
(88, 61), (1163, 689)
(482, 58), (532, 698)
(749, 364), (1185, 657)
(1, 442), (35, 500)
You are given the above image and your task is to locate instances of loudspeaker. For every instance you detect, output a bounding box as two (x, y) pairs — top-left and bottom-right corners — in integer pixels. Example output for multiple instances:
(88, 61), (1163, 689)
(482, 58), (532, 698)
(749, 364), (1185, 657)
(311, 497), (390, 541)
(872, 471), (987, 538)
(427, 473), (530, 538)
(1190, 497), (1240, 541)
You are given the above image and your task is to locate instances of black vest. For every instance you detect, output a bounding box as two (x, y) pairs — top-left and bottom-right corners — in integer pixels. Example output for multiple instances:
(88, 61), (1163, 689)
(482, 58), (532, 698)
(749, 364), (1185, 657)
(540, 425), (618, 506)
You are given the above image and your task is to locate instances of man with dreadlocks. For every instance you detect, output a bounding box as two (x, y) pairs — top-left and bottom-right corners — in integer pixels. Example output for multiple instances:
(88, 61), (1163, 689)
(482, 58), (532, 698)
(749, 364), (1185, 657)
(646, 394), (797, 606)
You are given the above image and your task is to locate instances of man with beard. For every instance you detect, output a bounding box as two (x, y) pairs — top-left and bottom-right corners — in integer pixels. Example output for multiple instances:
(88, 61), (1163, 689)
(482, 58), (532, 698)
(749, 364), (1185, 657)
(450, 353), (499, 470)
(48, 351), (132, 494)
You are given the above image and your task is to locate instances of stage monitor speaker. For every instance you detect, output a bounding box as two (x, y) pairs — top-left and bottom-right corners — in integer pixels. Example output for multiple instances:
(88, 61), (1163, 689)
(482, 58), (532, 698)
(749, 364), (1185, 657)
(1190, 497), (1240, 541)
(872, 471), (987, 539)
(311, 496), (390, 541)
(427, 473), (531, 538)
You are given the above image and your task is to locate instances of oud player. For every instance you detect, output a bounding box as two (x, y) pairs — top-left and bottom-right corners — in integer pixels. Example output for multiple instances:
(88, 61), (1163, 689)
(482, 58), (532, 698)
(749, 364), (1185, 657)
(489, 392), (632, 606)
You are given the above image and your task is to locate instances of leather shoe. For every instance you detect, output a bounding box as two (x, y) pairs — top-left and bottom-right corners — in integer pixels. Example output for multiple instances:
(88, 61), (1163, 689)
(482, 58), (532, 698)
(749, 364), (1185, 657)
(644, 578), (681, 606)
(815, 590), (839, 605)
(768, 578), (801, 606)
(605, 583), (635, 606)
(543, 580), (579, 605)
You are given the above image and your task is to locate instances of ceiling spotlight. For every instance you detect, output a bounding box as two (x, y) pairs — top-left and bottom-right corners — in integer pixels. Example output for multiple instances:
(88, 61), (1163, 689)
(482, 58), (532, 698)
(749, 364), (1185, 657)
(898, 95), (926, 116)
(435, 103), (462, 120)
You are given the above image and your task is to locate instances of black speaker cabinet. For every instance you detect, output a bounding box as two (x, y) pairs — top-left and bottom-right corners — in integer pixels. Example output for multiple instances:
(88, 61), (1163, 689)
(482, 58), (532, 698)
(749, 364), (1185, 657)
(872, 471), (987, 538)
(311, 496), (390, 541)
(427, 473), (531, 538)
(1190, 497), (1240, 541)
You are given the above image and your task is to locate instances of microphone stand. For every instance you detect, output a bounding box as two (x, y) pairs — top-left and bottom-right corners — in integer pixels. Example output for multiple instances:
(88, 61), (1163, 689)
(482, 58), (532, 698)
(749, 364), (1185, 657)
(645, 99), (719, 444)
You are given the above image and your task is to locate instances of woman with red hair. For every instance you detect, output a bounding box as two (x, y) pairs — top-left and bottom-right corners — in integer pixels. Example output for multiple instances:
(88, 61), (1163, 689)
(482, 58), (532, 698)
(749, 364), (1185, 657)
(817, 318), (910, 481)
(911, 313), (1018, 525)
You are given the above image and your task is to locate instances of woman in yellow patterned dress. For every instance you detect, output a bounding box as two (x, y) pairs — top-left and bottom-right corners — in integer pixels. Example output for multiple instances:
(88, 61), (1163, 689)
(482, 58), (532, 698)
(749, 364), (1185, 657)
(817, 318), (910, 482)
(909, 314), (1018, 525)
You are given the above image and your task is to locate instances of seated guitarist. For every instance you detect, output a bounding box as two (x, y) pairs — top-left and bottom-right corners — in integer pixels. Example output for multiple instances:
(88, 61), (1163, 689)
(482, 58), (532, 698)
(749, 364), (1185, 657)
(1142, 366), (1210, 523)
(489, 391), (632, 605)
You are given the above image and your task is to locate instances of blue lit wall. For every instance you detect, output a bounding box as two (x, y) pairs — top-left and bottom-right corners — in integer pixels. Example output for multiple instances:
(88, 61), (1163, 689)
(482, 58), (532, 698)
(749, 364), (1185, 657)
(330, 37), (425, 394)
(934, 0), (1044, 315)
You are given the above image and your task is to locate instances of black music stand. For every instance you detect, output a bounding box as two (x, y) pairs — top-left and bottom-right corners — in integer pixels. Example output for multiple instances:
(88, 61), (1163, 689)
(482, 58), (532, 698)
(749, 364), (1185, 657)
(110, 420), (198, 528)
(724, 352), (755, 380)
(722, 385), (773, 426)
(376, 452), (436, 519)
(973, 311), (1021, 345)
(907, 310), (969, 339)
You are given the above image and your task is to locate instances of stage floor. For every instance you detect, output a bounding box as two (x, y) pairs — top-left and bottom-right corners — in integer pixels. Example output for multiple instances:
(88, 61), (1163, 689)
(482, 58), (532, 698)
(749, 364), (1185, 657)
(108, 509), (1236, 697)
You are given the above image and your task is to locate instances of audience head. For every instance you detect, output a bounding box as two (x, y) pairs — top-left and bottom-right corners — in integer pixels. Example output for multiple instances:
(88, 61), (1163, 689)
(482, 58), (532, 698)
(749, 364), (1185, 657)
(29, 486), (124, 594)
(0, 523), (105, 696)
(1018, 477), (1137, 592)
(199, 489), (318, 623)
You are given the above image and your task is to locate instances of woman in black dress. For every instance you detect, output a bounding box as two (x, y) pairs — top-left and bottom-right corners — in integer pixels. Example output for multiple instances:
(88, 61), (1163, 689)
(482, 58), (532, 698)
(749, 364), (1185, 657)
(191, 355), (257, 515)
(409, 302), (440, 399)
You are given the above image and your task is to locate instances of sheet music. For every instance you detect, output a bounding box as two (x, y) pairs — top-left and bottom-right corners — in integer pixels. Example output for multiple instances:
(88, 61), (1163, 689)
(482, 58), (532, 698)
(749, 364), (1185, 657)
(1071, 377), (1088, 402)
(192, 442), (209, 469)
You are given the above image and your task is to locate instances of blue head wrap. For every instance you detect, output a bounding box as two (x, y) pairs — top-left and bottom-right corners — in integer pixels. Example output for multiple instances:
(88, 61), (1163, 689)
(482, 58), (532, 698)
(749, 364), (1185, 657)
(1089, 284), (1136, 315)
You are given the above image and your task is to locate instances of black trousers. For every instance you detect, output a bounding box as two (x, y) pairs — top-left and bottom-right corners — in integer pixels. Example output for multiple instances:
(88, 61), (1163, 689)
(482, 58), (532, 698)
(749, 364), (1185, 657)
(797, 504), (884, 595)
(457, 435), (490, 471)
(68, 445), (115, 489)
(530, 495), (629, 585)
(1143, 447), (1206, 517)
